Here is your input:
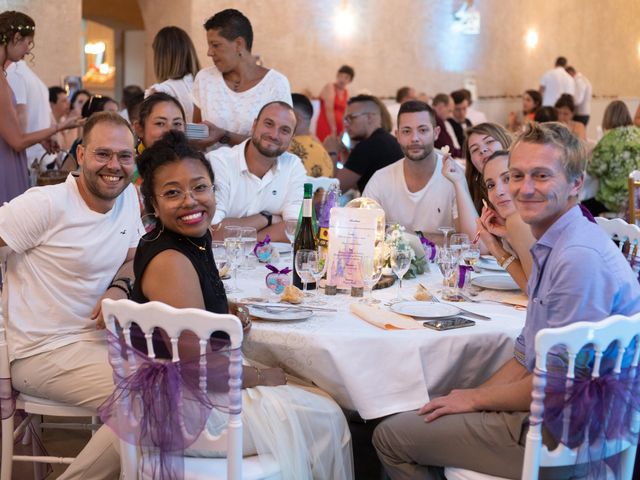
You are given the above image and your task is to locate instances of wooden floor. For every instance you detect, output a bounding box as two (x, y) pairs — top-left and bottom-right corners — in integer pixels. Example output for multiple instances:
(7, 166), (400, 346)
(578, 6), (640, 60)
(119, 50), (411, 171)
(1, 416), (91, 479)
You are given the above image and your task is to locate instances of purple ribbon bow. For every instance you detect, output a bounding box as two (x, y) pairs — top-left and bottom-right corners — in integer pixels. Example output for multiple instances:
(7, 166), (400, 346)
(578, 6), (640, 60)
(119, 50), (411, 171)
(457, 265), (474, 288)
(419, 235), (437, 261)
(253, 234), (271, 255)
(98, 330), (239, 480)
(0, 377), (17, 420)
(537, 344), (640, 478)
(266, 264), (292, 275)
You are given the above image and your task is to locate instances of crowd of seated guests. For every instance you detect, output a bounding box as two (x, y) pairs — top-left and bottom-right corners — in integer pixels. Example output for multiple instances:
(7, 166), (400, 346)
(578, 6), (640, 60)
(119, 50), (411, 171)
(2, 5), (640, 480)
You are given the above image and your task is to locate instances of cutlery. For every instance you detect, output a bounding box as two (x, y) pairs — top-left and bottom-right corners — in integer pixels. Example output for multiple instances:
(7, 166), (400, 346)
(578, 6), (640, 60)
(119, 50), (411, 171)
(244, 302), (337, 313)
(430, 293), (491, 321)
(458, 292), (526, 309)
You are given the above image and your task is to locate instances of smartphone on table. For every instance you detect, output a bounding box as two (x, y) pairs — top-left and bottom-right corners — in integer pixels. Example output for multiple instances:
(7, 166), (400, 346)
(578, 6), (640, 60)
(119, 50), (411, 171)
(423, 317), (475, 331)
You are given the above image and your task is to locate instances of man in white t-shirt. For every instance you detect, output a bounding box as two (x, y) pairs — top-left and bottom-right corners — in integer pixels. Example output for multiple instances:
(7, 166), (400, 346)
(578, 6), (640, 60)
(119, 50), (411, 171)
(6, 60), (52, 168)
(0, 112), (143, 479)
(539, 56), (575, 107)
(565, 66), (593, 126)
(207, 101), (305, 242)
(363, 101), (479, 238)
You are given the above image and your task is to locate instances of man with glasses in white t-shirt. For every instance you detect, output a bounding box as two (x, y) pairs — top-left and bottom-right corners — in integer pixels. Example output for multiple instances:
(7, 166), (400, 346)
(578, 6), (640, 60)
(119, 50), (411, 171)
(0, 111), (143, 479)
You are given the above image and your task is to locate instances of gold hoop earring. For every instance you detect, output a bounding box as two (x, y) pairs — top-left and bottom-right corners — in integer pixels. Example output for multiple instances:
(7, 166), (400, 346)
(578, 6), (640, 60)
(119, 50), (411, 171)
(140, 214), (164, 243)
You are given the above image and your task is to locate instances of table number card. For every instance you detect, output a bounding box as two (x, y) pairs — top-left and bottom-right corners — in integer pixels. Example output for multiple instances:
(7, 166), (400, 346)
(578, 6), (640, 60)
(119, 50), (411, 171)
(326, 207), (384, 290)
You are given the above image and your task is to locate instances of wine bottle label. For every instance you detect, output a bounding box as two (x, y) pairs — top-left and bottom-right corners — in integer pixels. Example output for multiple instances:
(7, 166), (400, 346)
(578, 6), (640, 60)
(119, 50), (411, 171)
(302, 199), (312, 217)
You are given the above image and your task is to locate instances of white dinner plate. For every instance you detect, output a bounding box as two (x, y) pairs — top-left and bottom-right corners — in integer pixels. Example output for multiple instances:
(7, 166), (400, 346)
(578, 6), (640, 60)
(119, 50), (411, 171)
(477, 256), (505, 272)
(472, 274), (520, 291)
(390, 301), (460, 319)
(271, 242), (292, 254)
(248, 305), (313, 321)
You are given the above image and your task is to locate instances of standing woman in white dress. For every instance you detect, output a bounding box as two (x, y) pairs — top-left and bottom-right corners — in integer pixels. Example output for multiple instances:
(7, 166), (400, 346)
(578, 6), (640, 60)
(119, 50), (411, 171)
(192, 9), (292, 148)
(145, 26), (200, 123)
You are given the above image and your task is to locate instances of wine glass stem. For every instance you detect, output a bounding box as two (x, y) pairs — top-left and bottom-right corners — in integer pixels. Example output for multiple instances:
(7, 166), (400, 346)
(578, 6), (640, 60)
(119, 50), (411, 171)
(302, 281), (307, 295)
(233, 267), (239, 291)
(397, 277), (402, 300)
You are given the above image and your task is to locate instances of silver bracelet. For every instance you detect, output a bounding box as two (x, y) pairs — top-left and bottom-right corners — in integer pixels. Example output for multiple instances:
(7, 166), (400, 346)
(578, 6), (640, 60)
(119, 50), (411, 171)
(501, 255), (516, 270)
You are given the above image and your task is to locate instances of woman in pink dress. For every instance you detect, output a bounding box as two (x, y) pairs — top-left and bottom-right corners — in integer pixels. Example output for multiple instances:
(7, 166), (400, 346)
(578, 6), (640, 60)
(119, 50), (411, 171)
(316, 65), (354, 142)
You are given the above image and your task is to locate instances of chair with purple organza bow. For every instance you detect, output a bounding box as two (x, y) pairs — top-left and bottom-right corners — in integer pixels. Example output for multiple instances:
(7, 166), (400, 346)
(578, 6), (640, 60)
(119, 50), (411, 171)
(99, 299), (281, 480)
(628, 171), (640, 226)
(595, 217), (640, 277)
(445, 312), (640, 480)
(1, 320), (98, 480)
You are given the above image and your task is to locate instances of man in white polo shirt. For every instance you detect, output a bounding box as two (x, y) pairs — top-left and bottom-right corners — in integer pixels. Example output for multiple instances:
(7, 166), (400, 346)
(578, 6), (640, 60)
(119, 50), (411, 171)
(208, 101), (306, 242)
(363, 100), (478, 238)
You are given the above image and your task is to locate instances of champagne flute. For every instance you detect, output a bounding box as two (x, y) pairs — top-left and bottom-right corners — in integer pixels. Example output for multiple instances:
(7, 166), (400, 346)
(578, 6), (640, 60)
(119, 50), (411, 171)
(308, 248), (328, 305)
(438, 226), (455, 247)
(295, 249), (315, 298)
(390, 243), (412, 302)
(223, 226), (242, 293)
(284, 219), (298, 244)
(240, 227), (257, 270)
(360, 255), (383, 304)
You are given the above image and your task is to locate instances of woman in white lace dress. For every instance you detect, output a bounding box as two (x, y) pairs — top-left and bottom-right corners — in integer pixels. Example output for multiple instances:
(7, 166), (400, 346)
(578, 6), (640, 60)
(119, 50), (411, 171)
(192, 9), (291, 148)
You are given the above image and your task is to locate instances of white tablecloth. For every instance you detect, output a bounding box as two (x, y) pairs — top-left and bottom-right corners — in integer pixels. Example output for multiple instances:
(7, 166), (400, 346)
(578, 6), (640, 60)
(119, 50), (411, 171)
(233, 258), (526, 420)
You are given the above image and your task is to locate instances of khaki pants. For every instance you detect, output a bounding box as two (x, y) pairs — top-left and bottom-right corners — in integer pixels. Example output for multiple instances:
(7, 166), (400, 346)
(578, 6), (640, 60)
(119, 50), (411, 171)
(11, 340), (120, 480)
(373, 410), (528, 480)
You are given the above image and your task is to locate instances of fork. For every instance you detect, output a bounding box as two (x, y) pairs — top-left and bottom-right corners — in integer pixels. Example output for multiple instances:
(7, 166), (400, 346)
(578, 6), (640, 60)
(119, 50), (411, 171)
(430, 292), (491, 320)
(458, 292), (525, 309)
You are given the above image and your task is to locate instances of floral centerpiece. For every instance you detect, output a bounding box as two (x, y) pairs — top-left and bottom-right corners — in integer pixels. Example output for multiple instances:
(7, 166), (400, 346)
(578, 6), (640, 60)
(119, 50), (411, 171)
(382, 224), (428, 279)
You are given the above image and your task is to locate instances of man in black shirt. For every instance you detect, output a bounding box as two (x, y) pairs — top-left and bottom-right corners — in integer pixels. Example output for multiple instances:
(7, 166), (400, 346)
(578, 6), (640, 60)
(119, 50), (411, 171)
(336, 94), (403, 193)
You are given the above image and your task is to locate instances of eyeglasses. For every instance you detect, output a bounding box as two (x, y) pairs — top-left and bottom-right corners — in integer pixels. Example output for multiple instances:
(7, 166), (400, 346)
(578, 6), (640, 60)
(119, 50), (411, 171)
(344, 112), (373, 123)
(157, 184), (216, 203)
(91, 148), (135, 165)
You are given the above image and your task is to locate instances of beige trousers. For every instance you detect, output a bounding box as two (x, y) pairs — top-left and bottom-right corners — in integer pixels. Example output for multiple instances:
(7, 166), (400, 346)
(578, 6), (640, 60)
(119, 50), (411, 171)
(372, 409), (529, 480)
(11, 340), (120, 480)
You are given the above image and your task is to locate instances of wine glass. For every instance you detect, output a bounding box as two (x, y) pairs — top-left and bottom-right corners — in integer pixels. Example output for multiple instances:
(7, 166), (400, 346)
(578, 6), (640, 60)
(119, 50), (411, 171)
(240, 227), (257, 270)
(360, 255), (383, 304)
(223, 226), (242, 293)
(438, 226), (455, 247)
(284, 219), (298, 244)
(437, 247), (459, 300)
(308, 248), (328, 304)
(295, 249), (316, 298)
(212, 241), (228, 275)
(390, 243), (412, 302)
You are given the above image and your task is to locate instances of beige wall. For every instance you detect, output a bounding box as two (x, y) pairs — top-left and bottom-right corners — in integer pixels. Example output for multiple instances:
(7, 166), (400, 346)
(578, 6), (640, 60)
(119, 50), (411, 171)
(180, 0), (640, 99)
(4, 0), (639, 101)
(1, 0), (82, 86)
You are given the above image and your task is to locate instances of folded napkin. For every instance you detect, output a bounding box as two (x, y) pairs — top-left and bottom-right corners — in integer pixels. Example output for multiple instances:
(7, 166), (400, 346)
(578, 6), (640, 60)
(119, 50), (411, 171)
(350, 303), (423, 330)
(475, 289), (529, 308)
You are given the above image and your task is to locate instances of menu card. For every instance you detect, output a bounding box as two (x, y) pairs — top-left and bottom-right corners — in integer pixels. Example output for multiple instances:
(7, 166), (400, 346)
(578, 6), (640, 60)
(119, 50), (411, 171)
(326, 207), (383, 290)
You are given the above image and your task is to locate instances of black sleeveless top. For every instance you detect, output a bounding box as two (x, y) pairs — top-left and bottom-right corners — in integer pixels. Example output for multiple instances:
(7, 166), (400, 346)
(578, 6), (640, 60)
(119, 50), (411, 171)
(132, 227), (229, 314)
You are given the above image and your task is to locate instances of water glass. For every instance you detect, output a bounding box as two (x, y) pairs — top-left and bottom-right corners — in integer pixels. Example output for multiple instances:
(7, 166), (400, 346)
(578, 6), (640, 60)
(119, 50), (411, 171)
(449, 233), (470, 262)
(240, 227), (257, 270)
(295, 249), (316, 297)
(390, 243), (412, 301)
(360, 255), (383, 304)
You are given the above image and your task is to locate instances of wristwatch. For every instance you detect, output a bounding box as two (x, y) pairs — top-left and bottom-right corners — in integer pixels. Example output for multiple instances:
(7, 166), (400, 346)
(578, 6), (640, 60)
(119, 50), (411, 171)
(219, 130), (231, 144)
(259, 211), (272, 227)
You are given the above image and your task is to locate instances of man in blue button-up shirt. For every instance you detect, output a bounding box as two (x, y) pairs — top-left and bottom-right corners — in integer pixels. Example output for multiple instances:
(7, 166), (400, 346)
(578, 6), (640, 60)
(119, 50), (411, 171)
(373, 122), (640, 479)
